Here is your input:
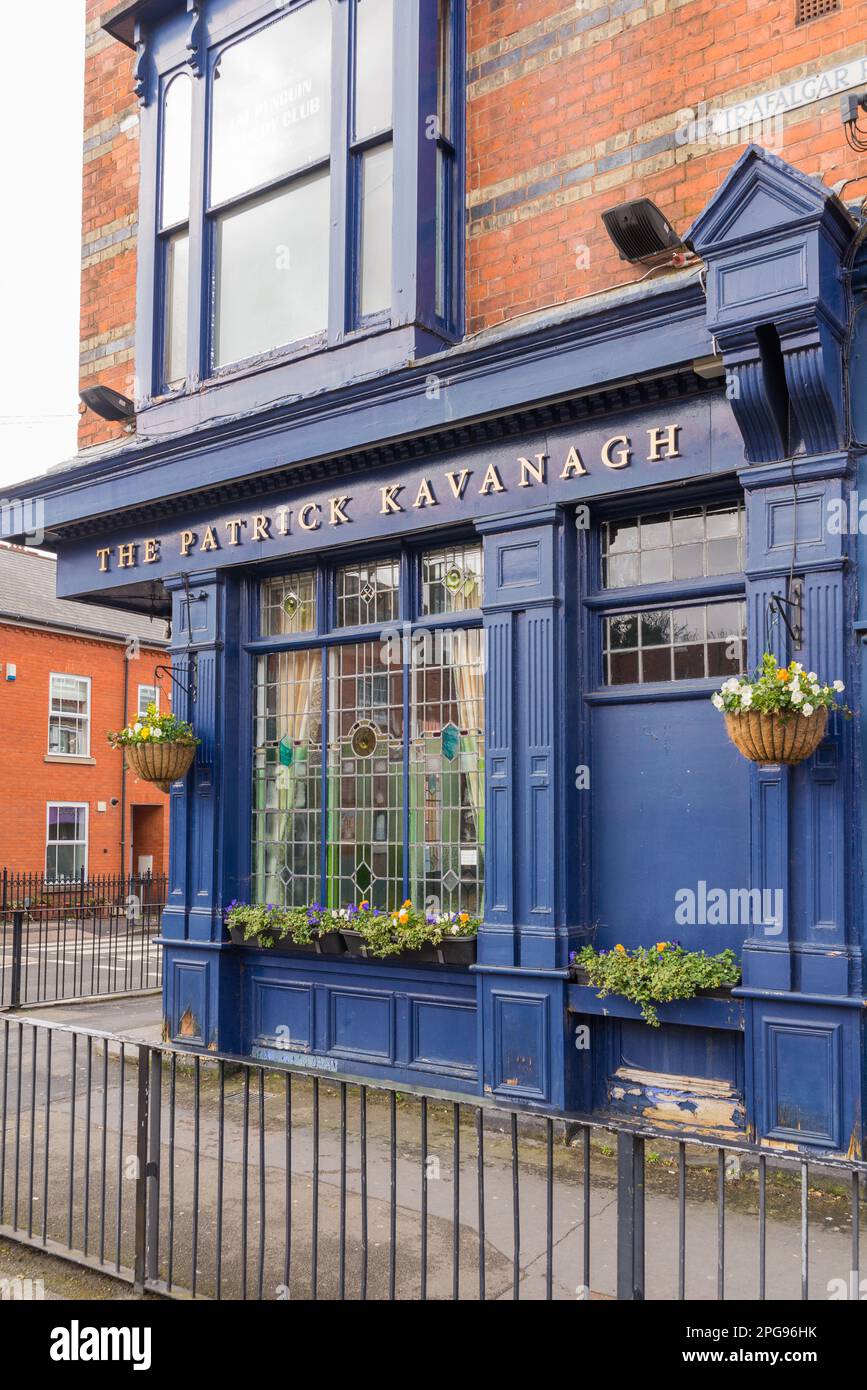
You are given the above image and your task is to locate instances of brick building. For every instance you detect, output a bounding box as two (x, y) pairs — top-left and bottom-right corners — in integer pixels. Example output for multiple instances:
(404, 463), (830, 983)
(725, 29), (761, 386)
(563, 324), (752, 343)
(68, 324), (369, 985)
(78, 0), (867, 449)
(0, 544), (170, 878)
(13, 1), (867, 1149)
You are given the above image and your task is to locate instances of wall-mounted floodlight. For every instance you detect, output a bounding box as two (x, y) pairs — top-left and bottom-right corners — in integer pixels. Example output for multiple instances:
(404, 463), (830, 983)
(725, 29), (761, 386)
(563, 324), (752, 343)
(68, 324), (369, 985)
(79, 386), (135, 422)
(601, 198), (686, 266)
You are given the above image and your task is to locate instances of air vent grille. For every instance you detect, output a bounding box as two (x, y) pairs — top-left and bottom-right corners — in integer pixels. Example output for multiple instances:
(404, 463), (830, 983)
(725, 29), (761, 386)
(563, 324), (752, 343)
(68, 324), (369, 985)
(796, 0), (839, 24)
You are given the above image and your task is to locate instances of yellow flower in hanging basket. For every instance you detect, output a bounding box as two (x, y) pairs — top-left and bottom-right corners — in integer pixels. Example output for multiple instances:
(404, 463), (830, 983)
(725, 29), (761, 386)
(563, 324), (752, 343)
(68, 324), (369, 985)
(108, 701), (199, 794)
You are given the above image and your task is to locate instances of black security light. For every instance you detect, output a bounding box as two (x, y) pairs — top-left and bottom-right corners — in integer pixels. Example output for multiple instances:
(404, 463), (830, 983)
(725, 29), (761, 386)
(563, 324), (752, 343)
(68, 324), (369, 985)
(79, 385), (136, 422)
(601, 198), (686, 266)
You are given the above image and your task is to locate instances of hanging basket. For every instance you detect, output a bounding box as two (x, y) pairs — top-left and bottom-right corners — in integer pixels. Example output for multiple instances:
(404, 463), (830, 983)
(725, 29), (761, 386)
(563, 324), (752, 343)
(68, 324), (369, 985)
(125, 742), (197, 793)
(724, 708), (828, 765)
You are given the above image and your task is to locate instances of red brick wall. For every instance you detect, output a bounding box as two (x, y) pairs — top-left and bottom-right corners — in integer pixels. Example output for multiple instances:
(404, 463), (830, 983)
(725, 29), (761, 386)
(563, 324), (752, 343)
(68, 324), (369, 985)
(79, 0), (867, 413)
(0, 621), (170, 876)
(131, 804), (166, 877)
(466, 0), (867, 331)
(80, 0), (139, 451)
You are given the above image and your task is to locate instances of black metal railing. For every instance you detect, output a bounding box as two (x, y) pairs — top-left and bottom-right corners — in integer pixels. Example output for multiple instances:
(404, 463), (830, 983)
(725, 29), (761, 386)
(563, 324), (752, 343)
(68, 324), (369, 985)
(1, 1013), (865, 1301)
(0, 872), (165, 1008)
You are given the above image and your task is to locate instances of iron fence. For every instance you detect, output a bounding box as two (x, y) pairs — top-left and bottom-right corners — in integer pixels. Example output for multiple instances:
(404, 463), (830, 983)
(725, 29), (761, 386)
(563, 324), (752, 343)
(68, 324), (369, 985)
(0, 872), (165, 1009)
(1, 1013), (865, 1300)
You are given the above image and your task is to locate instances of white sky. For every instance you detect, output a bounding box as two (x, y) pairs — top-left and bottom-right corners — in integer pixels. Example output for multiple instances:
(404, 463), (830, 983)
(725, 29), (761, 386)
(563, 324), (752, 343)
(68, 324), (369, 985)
(0, 1), (85, 491)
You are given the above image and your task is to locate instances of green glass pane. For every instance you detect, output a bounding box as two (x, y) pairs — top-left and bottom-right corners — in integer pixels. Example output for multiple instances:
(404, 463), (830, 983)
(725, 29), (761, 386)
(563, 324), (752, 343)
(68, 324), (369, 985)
(442, 723), (460, 761)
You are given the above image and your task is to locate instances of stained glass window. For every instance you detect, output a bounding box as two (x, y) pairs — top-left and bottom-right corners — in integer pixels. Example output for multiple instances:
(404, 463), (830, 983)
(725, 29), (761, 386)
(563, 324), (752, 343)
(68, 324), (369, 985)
(409, 627), (485, 914)
(253, 554), (485, 913)
(421, 542), (483, 615)
(252, 651), (323, 907)
(335, 558), (400, 628)
(327, 641), (404, 909)
(261, 571), (317, 636)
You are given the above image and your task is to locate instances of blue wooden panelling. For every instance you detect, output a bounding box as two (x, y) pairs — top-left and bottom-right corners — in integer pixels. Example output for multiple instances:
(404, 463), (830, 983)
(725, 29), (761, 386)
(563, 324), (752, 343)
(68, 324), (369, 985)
(251, 977), (314, 1049)
(327, 989), (394, 1063)
(763, 1018), (842, 1148)
(589, 696), (750, 956)
(238, 950), (480, 1091)
(168, 956), (210, 1044)
(409, 999), (477, 1079)
(490, 990), (550, 1103)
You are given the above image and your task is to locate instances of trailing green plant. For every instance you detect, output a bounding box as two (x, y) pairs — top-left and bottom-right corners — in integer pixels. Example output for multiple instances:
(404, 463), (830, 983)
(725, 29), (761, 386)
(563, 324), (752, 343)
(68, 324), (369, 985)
(108, 702), (199, 748)
(224, 898), (482, 955)
(572, 941), (741, 1026)
(711, 653), (849, 721)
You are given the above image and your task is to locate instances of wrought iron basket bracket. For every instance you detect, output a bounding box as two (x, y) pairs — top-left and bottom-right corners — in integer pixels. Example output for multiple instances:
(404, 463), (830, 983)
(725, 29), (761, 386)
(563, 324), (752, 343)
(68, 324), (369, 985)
(766, 579), (804, 651)
(154, 655), (198, 704)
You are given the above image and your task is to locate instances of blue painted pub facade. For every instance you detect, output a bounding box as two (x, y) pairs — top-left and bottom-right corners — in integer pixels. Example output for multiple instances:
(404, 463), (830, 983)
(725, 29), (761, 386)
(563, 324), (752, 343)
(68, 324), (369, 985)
(22, 0), (867, 1154)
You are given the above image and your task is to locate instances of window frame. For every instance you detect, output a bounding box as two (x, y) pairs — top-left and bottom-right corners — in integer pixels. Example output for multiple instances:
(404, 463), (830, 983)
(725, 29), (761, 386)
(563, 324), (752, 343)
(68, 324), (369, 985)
(45, 803), (89, 884)
(137, 684), (160, 717)
(140, 0), (465, 403)
(583, 491), (748, 698)
(48, 673), (92, 758)
(244, 533), (485, 910)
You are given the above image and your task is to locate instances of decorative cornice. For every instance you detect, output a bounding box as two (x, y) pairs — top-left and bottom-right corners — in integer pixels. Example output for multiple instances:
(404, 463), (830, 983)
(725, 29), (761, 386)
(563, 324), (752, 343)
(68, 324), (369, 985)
(47, 370), (722, 543)
(19, 274), (712, 525)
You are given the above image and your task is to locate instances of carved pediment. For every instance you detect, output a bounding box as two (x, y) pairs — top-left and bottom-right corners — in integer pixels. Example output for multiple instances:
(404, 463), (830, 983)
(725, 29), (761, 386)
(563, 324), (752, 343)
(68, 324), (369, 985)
(686, 144), (853, 255)
(688, 146), (855, 462)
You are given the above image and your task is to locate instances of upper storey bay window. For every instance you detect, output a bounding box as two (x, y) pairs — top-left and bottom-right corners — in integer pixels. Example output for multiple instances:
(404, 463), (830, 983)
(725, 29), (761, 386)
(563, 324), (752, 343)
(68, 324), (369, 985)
(119, 0), (465, 407)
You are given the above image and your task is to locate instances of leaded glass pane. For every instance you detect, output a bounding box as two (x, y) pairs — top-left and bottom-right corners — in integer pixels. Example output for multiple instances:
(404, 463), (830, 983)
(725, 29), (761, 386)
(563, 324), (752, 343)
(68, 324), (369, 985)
(409, 628), (485, 915)
(327, 642), (403, 909)
(252, 651), (323, 907)
(261, 571), (317, 636)
(335, 558), (399, 627)
(602, 502), (744, 589)
(421, 542), (483, 615)
(604, 600), (746, 686)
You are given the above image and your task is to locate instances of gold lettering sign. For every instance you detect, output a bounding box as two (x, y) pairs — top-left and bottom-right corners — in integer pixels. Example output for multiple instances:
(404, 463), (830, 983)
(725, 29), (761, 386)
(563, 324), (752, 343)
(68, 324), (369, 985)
(94, 422), (684, 574)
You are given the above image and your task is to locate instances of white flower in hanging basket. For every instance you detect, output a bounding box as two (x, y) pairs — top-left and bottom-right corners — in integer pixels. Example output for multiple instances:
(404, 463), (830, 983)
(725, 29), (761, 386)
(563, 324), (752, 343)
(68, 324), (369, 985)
(712, 653), (850, 766)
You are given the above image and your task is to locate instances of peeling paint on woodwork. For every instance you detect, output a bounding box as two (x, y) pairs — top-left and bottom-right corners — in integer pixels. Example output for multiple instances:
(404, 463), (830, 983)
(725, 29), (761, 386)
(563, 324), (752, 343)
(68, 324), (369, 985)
(607, 1065), (745, 1136)
(178, 1007), (199, 1039)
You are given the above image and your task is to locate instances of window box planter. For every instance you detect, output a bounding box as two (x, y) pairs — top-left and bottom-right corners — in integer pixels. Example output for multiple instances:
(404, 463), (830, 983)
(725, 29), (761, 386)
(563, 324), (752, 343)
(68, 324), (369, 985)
(437, 935), (477, 967)
(226, 904), (481, 968)
(570, 943), (741, 1025)
(341, 928), (369, 959)
(228, 925), (346, 956)
(571, 963), (734, 1001)
(340, 930), (440, 964)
